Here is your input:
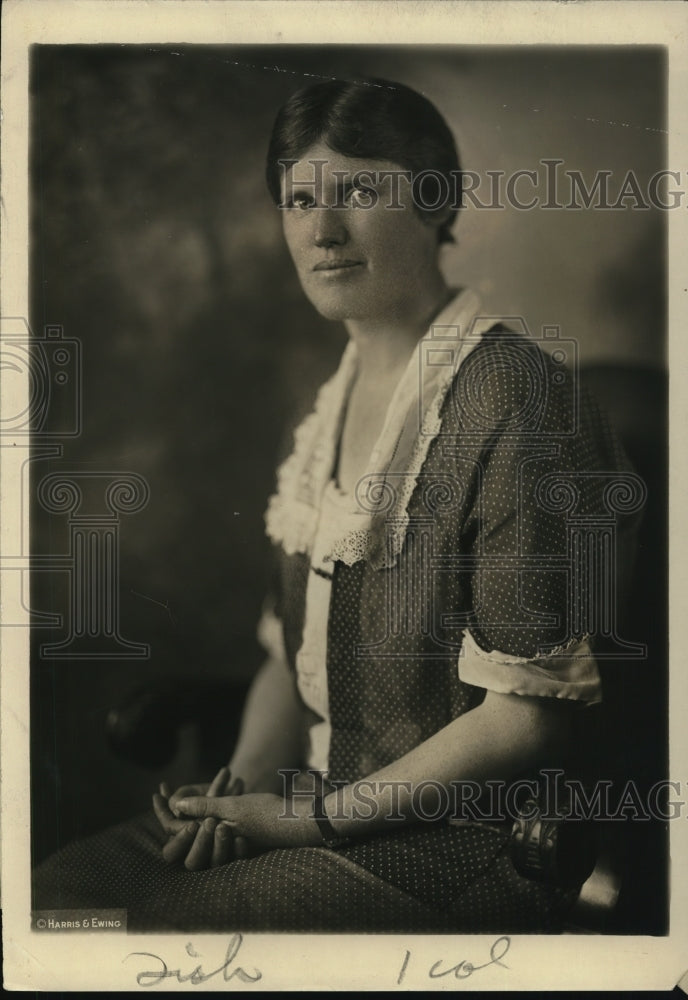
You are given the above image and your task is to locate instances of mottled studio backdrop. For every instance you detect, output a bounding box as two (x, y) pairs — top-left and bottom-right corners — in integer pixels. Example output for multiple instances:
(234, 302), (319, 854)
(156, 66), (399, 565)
(30, 45), (666, 860)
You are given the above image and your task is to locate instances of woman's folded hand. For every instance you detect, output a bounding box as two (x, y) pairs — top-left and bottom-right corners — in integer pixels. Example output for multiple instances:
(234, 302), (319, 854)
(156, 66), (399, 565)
(152, 767), (250, 869)
(173, 791), (323, 850)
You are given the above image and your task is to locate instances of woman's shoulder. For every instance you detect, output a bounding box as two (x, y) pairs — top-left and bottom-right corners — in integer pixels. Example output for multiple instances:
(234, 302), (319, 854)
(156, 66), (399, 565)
(450, 325), (578, 438)
(435, 324), (634, 482)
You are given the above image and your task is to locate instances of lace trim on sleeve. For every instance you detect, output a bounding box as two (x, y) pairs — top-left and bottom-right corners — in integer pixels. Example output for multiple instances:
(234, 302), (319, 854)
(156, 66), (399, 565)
(459, 629), (602, 704)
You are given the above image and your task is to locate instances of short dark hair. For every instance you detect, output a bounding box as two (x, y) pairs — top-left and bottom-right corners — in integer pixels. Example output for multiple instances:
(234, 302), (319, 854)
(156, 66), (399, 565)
(266, 77), (461, 244)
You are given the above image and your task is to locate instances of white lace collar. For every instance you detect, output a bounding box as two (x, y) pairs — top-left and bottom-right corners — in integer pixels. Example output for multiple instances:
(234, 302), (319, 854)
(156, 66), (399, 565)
(265, 287), (488, 569)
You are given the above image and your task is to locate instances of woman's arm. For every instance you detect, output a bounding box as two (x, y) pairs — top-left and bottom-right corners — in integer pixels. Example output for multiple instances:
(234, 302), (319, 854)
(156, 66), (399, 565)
(156, 651), (305, 867)
(174, 689), (573, 847)
(226, 652), (305, 794)
(320, 690), (572, 837)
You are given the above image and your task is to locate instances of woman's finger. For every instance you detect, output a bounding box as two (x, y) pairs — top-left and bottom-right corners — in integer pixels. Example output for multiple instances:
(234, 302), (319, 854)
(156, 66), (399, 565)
(152, 792), (187, 836)
(183, 817), (218, 871)
(207, 766), (230, 797)
(159, 781), (172, 799)
(169, 783), (210, 816)
(174, 795), (217, 820)
(210, 821), (234, 868)
(162, 822), (199, 865)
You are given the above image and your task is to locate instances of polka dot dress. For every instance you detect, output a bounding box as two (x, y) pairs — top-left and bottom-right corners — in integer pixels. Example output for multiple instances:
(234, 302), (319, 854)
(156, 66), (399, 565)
(33, 811), (576, 933)
(33, 330), (630, 934)
(277, 331), (636, 786)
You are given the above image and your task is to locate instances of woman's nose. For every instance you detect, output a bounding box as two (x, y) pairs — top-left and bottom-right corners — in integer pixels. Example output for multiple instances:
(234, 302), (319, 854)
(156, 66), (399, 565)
(314, 207), (348, 247)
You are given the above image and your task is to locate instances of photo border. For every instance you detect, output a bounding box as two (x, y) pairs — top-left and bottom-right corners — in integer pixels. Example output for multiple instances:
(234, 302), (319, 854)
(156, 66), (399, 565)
(2, 0), (687, 991)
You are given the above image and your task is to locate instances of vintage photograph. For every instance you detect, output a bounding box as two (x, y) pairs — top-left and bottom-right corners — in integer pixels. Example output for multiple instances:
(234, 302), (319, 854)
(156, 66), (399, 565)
(2, 1), (686, 991)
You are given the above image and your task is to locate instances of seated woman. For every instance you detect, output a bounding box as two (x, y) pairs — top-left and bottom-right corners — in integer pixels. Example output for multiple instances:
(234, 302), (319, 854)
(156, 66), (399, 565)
(33, 77), (637, 934)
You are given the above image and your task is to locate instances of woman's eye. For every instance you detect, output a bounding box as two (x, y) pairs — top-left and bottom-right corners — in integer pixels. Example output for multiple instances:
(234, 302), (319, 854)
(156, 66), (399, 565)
(289, 194), (314, 210)
(349, 185), (374, 205)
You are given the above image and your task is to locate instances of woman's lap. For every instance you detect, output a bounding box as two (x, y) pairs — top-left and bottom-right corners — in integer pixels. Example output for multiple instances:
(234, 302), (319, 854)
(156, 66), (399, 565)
(33, 812), (576, 933)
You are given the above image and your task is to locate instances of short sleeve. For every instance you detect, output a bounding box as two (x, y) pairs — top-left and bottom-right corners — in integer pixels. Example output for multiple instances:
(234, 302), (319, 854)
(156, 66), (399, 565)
(452, 337), (636, 705)
(459, 630), (602, 704)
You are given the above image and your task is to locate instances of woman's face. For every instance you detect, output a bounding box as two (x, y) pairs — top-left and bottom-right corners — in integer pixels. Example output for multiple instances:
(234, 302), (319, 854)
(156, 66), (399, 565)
(280, 141), (445, 324)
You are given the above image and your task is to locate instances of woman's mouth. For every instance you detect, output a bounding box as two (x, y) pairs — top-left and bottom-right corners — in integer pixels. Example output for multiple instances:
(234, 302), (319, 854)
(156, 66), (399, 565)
(313, 259), (364, 272)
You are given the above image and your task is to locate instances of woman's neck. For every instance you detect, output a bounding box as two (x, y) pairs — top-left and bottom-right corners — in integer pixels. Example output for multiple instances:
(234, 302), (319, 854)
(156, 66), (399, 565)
(344, 278), (454, 382)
